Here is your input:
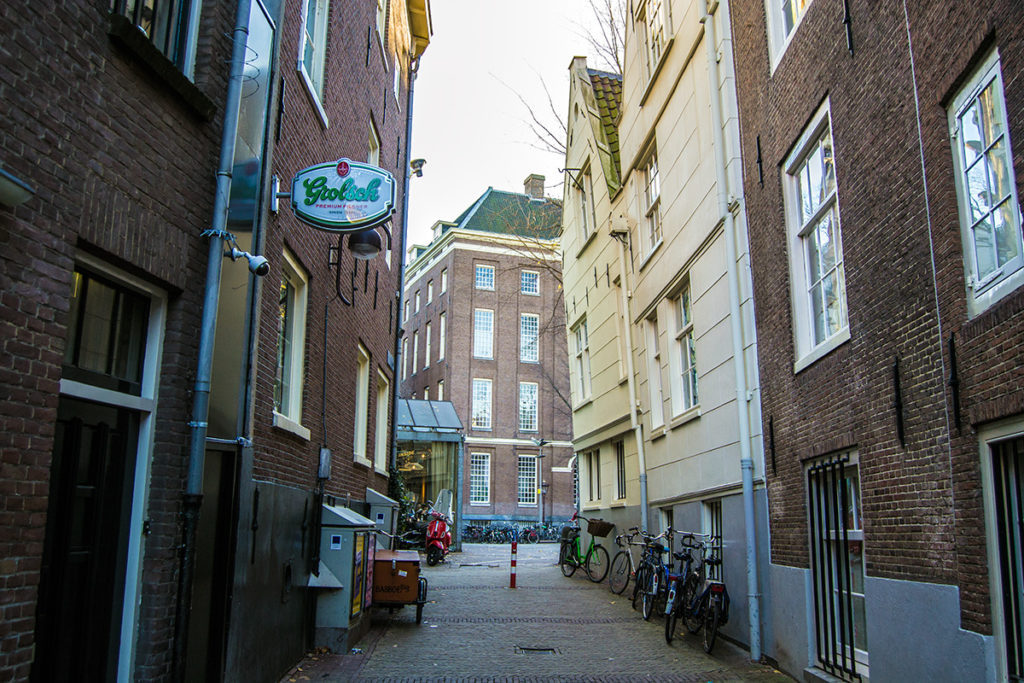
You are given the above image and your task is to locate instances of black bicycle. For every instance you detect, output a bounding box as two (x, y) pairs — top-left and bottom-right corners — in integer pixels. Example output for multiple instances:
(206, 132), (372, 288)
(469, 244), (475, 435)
(664, 534), (703, 644)
(608, 526), (644, 595)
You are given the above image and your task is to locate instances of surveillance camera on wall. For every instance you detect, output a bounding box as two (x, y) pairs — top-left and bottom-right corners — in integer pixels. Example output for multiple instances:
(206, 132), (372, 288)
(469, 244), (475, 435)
(227, 247), (270, 277)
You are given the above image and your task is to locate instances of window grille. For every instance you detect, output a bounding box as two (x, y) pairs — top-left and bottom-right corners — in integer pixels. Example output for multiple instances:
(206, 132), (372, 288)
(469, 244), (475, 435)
(993, 436), (1024, 680)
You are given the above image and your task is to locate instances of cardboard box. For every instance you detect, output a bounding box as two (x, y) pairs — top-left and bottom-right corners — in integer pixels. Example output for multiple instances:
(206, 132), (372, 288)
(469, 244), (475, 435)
(372, 550), (420, 603)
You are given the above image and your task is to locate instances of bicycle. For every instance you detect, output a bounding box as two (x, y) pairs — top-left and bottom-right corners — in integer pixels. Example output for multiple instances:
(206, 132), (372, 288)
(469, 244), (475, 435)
(640, 527), (675, 621)
(608, 526), (644, 595)
(664, 533), (704, 644)
(630, 530), (662, 612)
(559, 512), (614, 582)
(692, 548), (730, 653)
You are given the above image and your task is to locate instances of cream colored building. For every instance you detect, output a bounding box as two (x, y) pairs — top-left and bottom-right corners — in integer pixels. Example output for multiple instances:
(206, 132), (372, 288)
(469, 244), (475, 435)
(562, 0), (768, 658)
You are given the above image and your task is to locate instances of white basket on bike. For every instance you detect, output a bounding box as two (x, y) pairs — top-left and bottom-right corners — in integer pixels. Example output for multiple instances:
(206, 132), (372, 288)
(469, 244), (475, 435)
(587, 518), (615, 538)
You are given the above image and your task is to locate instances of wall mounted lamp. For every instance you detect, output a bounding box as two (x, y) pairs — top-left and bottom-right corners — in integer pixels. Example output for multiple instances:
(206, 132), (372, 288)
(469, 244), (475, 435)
(410, 158), (426, 177)
(0, 167), (36, 207)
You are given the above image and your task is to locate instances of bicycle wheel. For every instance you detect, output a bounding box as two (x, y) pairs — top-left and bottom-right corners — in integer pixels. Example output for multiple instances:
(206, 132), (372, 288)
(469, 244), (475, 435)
(642, 570), (661, 620)
(665, 604), (678, 644)
(559, 541), (577, 577)
(632, 563), (649, 611)
(585, 544), (610, 583)
(703, 597), (720, 653)
(526, 529), (540, 543)
(608, 551), (631, 594)
(683, 575), (703, 634)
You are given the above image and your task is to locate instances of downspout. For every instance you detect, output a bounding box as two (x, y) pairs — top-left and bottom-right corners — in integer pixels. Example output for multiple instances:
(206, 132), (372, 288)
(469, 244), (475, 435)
(174, 0), (252, 679)
(613, 229), (649, 534)
(699, 0), (762, 661)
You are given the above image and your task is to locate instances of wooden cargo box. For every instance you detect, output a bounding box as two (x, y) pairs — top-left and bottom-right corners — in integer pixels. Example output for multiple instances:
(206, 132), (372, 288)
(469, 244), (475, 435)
(372, 549), (420, 604)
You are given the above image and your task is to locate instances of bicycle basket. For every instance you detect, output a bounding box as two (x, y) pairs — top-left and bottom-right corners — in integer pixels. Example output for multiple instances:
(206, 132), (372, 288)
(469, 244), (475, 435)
(587, 519), (615, 538)
(560, 525), (579, 541)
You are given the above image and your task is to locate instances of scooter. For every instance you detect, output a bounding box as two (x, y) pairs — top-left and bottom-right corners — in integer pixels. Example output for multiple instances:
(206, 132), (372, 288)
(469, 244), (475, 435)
(425, 509), (451, 566)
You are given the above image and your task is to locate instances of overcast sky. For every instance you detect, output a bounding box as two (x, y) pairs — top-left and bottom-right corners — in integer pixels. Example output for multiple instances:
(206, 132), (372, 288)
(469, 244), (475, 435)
(405, 0), (607, 250)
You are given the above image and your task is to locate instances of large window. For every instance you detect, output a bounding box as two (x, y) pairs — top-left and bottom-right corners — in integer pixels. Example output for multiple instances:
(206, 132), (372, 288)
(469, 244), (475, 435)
(519, 382), (539, 432)
(427, 279), (434, 303)
(275, 251), (308, 427)
(641, 150), (662, 253)
(637, 0), (668, 79)
(670, 286), (698, 415)
(950, 52), (1024, 317)
(521, 270), (539, 295)
(784, 102), (848, 369)
(111, 0), (203, 78)
(472, 378), (492, 430)
(298, 0), (331, 112)
(473, 308), (494, 359)
(615, 441), (626, 500)
(412, 330), (419, 375)
(374, 370), (389, 471)
(573, 318), (591, 403)
(586, 450), (601, 502)
(518, 455), (538, 505)
(415, 290), (421, 312)
(520, 313), (539, 362)
(470, 453), (491, 505)
(645, 315), (664, 428)
(475, 264), (495, 290)
(438, 312), (446, 359)
(354, 344), (370, 462)
(440, 268), (448, 292)
(424, 322), (431, 369)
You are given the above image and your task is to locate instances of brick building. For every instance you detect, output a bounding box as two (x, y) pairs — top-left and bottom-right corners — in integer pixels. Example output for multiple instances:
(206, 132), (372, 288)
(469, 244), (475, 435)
(400, 176), (575, 529)
(729, 0), (1024, 680)
(0, 0), (430, 681)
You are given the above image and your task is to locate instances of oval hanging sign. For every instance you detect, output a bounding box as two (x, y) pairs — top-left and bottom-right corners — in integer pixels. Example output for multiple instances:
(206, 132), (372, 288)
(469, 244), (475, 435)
(290, 158), (396, 232)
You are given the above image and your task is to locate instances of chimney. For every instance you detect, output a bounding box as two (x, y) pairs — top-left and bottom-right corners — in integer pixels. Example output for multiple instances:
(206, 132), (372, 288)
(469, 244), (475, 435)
(523, 174), (545, 199)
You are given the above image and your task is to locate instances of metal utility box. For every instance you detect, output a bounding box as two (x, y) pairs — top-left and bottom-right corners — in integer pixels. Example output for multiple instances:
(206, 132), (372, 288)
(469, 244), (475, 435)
(373, 550), (420, 602)
(313, 503), (376, 651)
(365, 488), (399, 549)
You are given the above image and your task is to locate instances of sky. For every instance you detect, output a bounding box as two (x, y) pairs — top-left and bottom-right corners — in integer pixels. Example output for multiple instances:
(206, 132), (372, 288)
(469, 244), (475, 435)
(405, 0), (610, 250)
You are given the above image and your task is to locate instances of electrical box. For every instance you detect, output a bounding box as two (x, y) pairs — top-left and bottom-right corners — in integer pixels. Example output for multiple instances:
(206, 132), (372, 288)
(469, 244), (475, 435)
(314, 503), (375, 651)
(365, 487), (399, 549)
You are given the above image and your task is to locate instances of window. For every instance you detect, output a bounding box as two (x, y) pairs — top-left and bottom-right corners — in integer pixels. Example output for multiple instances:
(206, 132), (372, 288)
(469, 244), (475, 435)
(520, 313), (539, 363)
(472, 378), (492, 429)
(586, 450), (601, 502)
(615, 279), (629, 380)
(427, 279), (434, 303)
(393, 55), (402, 103)
(298, 0), (331, 113)
(404, 301), (409, 322)
(473, 309), (494, 359)
(645, 315), (664, 428)
(670, 287), (698, 415)
(577, 165), (594, 239)
(615, 441), (626, 500)
(766, 0), (813, 65)
(475, 264), (495, 290)
(354, 344), (370, 462)
(438, 312), (446, 359)
(423, 386), (429, 400)
(412, 330), (419, 375)
(111, 0), (202, 78)
(518, 455), (538, 505)
(470, 453), (491, 505)
(440, 268), (448, 292)
(368, 122), (381, 166)
(375, 0), (387, 42)
(641, 150), (662, 253)
(519, 382), (539, 432)
(374, 371), (389, 471)
(437, 380), (444, 400)
(573, 319), (592, 402)
(401, 337), (408, 380)
(275, 251), (308, 427)
(415, 290), (421, 312)
(703, 499), (723, 581)
(990, 435), (1024, 681)
(521, 270), (540, 295)
(949, 51), (1024, 317)
(784, 102), (848, 368)
(637, 0), (668, 79)
(424, 322), (431, 368)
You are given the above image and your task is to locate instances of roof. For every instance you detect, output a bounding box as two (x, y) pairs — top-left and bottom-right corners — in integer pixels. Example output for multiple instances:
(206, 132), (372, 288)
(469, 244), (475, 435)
(450, 188), (563, 240)
(396, 399), (463, 432)
(587, 68), (623, 188)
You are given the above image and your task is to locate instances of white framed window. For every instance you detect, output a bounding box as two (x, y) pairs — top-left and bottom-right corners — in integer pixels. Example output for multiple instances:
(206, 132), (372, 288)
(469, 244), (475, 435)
(577, 165), (594, 240)
(520, 313), (539, 363)
(615, 441), (626, 500)
(368, 122), (381, 166)
(518, 455), (538, 505)
(424, 322), (431, 368)
(475, 264), (495, 290)
(427, 279), (434, 303)
(354, 344), (371, 463)
(275, 251), (308, 429)
(586, 450), (601, 502)
(440, 268), (448, 293)
(521, 270), (540, 295)
(636, 0), (669, 80)
(645, 315), (664, 429)
(950, 51), (1024, 318)
(415, 290), (421, 312)
(437, 380), (444, 400)
(472, 378), (492, 430)
(393, 54), (402, 104)
(374, 370), (389, 472)
(438, 312), (446, 359)
(766, 0), (813, 68)
(375, 0), (387, 43)
(473, 308), (494, 359)
(470, 452), (491, 505)
(519, 382), (538, 432)
(401, 337), (408, 380)
(423, 386), (429, 400)
(784, 101), (848, 371)
(573, 318), (592, 403)
(298, 0), (331, 124)
(641, 149), (662, 254)
(412, 330), (419, 375)
(404, 300), (409, 322)
(669, 286), (698, 415)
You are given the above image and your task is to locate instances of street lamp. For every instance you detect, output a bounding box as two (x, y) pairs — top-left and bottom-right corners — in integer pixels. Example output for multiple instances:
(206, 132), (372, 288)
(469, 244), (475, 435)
(531, 438), (549, 526)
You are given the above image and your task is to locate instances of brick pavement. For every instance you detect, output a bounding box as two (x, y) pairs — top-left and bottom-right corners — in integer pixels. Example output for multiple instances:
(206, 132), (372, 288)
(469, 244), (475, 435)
(279, 544), (793, 683)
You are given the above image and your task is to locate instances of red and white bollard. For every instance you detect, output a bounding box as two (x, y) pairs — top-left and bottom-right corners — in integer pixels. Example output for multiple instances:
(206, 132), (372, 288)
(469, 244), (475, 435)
(510, 540), (518, 589)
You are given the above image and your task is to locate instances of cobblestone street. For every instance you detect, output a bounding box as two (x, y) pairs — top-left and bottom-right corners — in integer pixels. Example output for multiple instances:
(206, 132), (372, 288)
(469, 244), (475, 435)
(280, 543), (793, 682)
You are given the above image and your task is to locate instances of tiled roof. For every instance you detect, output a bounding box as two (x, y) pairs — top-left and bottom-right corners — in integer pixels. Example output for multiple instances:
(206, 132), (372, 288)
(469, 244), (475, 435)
(452, 188), (563, 240)
(587, 68), (623, 181)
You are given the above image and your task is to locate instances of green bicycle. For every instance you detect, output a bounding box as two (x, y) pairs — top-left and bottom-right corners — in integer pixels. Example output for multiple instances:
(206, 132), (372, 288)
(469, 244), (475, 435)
(559, 512), (614, 582)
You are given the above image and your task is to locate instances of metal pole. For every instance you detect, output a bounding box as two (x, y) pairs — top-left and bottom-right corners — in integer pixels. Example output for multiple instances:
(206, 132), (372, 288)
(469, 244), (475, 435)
(174, 1), (252, 679)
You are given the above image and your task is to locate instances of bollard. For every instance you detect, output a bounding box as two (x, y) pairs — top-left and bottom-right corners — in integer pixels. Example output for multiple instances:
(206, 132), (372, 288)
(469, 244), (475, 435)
(510, 540), (517, 589)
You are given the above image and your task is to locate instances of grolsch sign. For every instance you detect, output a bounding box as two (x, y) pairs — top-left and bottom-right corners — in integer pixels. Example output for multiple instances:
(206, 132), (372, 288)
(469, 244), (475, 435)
(290, 158), (396, 232)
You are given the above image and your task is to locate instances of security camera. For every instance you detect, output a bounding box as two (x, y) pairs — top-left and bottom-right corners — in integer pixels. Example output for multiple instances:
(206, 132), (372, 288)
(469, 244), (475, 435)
(227, 247), (270, 277)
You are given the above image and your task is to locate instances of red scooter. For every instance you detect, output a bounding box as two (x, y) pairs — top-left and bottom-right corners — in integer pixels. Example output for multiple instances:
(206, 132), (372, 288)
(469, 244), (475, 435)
(425, 488), (453, 566)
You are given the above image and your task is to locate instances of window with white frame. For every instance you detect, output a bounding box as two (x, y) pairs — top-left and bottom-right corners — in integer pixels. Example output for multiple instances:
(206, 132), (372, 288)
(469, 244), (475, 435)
(393, 55), (402, 103)
(470, 452), (491, 504)
(475, 264), (495, 290)
(520, 313), (539, 363)
(438, 312), (446, 359)
(414, 290), (421, 312)
(374, 370), (389, 471)
(641, 149), (662, 253)
(298, 0), (330, 106)
(615, 441), (626, 500)
(437, 380), (444, 400)
(518, 455), (538, 505)
(427, 279), (434, 303)
(578, 165), (594, 239)
(472, 378), (492, 429)
(411, 330), (419, 375)
(423, 386), (429, 400)
(401, 337), (408, 380)
(784, 102), (848, 367)
(112, 0), (203, 78)
(354, 344), (370, 462)
(440, 268), (448, 292)
(766, 0), (813, 65)
(645, 315), (665, 428)
(368, 122), (381, 166)
(275, 251), (308, 425)
(519, 382), (538, 432)
(424, 322), (431, 368)
(404, 300), (409, 322)
(521, 270), (539, 295)
(586, 450), (601, 502)
(949, 51), (1024, 317)
(573, 318), (592, 402)
(670, 286), (698, 414)
(637, 0), (668, 79)
(473, 308), (494, 359)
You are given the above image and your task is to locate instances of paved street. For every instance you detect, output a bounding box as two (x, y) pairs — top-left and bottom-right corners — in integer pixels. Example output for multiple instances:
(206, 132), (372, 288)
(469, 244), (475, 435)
(280, 543), (793, 682)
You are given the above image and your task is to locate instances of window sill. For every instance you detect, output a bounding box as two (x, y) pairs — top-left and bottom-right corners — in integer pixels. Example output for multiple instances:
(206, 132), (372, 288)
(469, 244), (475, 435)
(107, 13), (216, 121)
(966, 265), (1024, 320)
(609, 500), (627, 508)
(793, 326), (851, 375)
(273, 411), (311, 440)
(374, 466), (389, 477)
(638, 36), (675, 108)
(582, 502), (602, 511)
(638, 239), (663, 272)
(522, 291), (540, 297)
(575, 230), (598, 259)
(649, 424), (667, 441)
(669, 406), (701, 430)
(572, 397), (593, 412)
(518, 503), (538, 508)
(354, 455), (373, 469)
(470, 502), (491, 507)
(298, 66), (330, 129)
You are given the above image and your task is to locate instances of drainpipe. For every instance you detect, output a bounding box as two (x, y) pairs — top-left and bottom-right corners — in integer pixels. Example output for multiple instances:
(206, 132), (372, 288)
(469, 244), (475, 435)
(613, 228), (649, 534)
(699, 0), (761, 661)
(174, 0), (252, 679)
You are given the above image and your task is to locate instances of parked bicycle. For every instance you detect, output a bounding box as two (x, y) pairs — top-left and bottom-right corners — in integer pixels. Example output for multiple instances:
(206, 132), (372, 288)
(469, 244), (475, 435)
(608, 526), (646, 595)
(639, 527), (675, 620)
(664, 533), (704, 644)
(691, 546), (730, 653)
(559, 512), (614, 582)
